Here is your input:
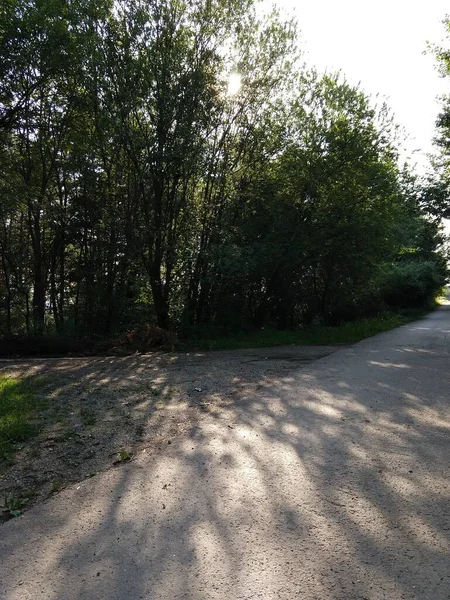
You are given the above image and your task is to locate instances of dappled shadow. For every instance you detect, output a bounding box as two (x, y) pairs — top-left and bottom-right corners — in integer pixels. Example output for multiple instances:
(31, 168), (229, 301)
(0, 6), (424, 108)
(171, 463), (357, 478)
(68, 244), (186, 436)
(0, 345), (337, 507)
(1, 310), (450, 599)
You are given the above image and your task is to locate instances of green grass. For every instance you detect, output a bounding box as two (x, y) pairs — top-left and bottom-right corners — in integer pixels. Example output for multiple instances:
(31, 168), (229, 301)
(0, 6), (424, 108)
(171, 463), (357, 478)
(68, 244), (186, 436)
(0, 375), (48, 463)
(190, 311), (428, 351)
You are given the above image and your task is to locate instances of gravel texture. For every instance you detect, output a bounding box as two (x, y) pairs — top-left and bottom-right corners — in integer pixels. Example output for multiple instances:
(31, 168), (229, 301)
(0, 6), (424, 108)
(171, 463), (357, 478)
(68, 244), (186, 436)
(0, 345), (337, 514)
(0, 309), (450, 599)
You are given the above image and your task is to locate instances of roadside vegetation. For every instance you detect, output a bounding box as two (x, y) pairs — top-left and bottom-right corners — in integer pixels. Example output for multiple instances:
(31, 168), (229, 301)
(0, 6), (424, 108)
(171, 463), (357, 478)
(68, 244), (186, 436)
(0, 375), (47, 464)
(190, 310), (429, 351)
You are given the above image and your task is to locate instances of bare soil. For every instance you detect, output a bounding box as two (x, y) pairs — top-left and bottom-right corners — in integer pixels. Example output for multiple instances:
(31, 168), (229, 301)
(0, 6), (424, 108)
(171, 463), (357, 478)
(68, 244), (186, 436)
(0, 345), (339, 522)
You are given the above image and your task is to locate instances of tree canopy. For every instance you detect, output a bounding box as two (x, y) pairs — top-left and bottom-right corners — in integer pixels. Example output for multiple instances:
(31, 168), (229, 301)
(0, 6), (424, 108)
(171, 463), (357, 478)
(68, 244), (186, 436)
(0, 0), (447, 340)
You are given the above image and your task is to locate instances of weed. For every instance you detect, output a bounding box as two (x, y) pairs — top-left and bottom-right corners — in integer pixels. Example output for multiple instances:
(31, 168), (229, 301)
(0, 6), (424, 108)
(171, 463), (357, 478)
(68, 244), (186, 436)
(0, 375), (48, 462)
(2, 492), (30, 517)
(119, 448), (131, 461)
(113, 447), (133, 465)
(51, 481), (64, 493)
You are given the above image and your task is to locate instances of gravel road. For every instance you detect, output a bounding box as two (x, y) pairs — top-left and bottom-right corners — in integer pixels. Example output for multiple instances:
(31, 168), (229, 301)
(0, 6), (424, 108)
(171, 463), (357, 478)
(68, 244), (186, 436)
(1, 309), (450, 600)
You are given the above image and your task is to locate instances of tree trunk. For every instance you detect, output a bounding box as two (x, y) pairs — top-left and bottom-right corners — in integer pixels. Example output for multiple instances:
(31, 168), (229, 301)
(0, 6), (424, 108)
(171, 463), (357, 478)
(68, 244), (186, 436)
(31, 210), (46, 335)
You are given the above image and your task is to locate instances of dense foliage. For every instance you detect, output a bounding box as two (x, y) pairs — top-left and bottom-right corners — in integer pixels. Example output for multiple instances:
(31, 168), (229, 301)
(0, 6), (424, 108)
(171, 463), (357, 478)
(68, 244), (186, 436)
(0, 0), (447, 340)
(427, 17), (450, 220)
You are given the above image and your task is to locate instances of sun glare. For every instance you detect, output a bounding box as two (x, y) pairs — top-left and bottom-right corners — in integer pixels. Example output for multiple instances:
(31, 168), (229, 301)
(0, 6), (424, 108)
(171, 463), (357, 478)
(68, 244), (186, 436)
(227, 73), (242, 96)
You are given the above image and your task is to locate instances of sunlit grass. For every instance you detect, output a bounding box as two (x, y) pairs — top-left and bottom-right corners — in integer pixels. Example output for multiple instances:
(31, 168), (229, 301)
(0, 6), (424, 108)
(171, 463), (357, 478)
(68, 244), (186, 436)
(0, 376), (48, 463)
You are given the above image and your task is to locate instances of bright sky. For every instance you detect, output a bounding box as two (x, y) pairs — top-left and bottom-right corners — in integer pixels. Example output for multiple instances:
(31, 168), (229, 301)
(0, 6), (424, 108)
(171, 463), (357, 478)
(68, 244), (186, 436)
(268, 0), (449, 174)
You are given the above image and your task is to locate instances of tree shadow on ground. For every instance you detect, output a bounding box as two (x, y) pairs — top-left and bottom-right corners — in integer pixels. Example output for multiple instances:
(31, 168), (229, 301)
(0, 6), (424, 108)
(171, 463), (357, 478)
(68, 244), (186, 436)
(0, 345), (336, 506)
(1, 310), (450, 599)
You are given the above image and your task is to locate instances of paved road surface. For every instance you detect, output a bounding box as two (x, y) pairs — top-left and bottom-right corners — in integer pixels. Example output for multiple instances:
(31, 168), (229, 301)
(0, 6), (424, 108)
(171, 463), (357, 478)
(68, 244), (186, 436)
(1, 309), (450, 599)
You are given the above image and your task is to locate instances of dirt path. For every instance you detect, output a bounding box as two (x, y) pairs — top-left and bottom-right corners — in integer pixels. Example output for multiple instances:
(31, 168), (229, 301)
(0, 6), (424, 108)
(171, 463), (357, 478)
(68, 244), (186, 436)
(1, 311), (450, 599)
(0, 345), (339, 515)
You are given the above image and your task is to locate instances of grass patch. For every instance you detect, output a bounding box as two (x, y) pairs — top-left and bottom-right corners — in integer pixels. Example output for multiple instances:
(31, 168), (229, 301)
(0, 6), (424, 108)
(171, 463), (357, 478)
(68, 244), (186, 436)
(0, 375), (48, 463)
(191, 311), (429, 351)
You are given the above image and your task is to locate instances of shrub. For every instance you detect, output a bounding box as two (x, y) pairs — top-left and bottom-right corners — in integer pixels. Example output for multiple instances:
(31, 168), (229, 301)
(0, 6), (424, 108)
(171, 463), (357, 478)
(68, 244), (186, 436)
(380, 260), (447, 308)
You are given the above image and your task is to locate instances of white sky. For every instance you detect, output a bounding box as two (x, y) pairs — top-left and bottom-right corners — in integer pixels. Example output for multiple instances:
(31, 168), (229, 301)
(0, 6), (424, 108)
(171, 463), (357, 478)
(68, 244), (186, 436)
(267, 0), (449, 174)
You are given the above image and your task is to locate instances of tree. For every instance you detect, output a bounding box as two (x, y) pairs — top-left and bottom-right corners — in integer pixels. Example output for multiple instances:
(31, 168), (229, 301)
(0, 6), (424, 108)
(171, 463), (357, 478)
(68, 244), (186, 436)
(0, 1), (446, 342)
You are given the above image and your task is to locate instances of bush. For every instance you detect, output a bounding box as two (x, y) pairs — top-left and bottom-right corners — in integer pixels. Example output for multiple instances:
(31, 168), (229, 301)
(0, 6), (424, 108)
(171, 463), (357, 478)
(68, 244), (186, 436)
(380, 260), (447, 308)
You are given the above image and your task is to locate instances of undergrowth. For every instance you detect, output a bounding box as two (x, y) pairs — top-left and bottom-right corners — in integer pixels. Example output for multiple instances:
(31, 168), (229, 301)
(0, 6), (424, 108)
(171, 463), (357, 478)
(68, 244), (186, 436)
(190, 310), (429, 351)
